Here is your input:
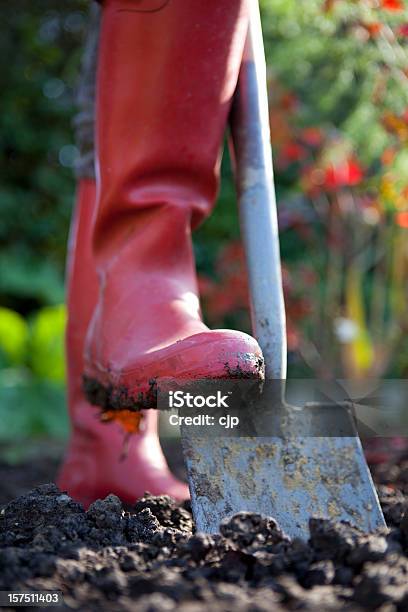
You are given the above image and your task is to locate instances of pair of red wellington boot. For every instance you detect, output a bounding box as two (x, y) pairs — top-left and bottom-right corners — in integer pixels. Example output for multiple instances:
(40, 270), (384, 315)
(57, 0), (264, 508)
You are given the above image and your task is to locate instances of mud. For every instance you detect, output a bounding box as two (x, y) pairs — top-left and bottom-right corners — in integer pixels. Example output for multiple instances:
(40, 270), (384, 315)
(0, 446), (407, 610)
(223, 355), (265, 380)
(83, 358), (265, 415)
(82, 375), (158, 413)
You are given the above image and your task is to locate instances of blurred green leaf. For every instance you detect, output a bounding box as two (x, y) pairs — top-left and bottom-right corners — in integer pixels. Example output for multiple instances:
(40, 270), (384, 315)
(0, 378), (68, 441)
(29, 304), (66, 383)
(0, 252), (64, 305)
(0, 308), (29, 366)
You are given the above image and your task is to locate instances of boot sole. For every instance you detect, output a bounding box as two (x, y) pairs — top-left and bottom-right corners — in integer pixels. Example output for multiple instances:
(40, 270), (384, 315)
(83, 357), (264, 413)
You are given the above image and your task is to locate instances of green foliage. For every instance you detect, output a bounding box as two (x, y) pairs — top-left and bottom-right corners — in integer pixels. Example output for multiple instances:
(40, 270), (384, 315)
(195, 150), (240, 276)
(0, 308), (29, 366)
(0, 377), (67, 441)
(0, 303), (67, 442)
(29, 304), (66, 383)
(0, 0), (86, 314)
(0, 2), (84, 441)
(0, 304), (66, 378)
(260, 0), (405, 165)
(0, 252), (64, 308)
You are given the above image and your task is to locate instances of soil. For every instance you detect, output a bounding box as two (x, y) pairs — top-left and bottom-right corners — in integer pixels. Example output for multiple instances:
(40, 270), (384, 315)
(0, 440), (408, 611)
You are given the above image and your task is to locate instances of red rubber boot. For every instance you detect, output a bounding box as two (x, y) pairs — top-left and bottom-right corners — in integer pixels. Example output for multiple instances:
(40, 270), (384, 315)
(57, 179), (189, 507)
(83, 0), (264, 412)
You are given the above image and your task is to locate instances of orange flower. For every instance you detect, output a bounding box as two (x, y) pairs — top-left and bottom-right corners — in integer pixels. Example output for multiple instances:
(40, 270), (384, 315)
(301, 165), (325, 197)
(382, 111), (408, 143)
(395, 212), (408, 228)
(323, 0), (338, 12)
(381, 147), (397, 166)
(365, 22), (382, 37)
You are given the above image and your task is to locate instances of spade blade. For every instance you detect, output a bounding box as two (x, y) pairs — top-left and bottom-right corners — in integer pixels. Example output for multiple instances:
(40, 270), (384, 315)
(181, 401), (385, 539)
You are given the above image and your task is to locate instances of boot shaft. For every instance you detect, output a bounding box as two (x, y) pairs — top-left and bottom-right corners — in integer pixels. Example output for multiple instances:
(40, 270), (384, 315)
(94, 0), (249, 263)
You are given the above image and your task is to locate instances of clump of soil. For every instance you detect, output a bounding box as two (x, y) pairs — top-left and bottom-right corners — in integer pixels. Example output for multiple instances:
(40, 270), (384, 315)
(1, 449), (408, 611)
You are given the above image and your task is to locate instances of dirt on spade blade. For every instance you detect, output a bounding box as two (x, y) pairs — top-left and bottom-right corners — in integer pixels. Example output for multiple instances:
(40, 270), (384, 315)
(1, 446), (408, 611)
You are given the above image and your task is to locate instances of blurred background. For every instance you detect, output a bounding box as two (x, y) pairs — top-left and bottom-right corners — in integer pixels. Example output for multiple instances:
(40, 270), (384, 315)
(0, 0), (407, 455)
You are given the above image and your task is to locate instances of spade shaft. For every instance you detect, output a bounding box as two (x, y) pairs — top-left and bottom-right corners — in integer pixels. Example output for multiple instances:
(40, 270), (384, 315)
(229, 0), (286, 381)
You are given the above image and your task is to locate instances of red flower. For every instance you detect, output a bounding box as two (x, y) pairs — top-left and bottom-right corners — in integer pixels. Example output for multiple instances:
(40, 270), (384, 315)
(381, 0), (404, 11)
(197, 275), (216, 297)
(323, 159), (364, 190)
(286, 323), (300, 351)
(300, 127), (324, 147)
(284, 143), (306, 161)
(278, 142), (307, 167)
(200, 243), (250, 323)
(398, 24), (408, 37)
(280, 93), (298, 113)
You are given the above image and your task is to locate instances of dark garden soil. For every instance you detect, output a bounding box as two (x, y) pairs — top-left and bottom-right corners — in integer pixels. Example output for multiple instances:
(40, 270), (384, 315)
(0, 439), (408, 611)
